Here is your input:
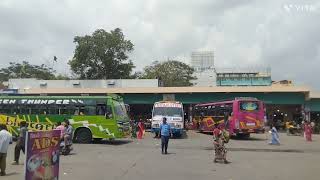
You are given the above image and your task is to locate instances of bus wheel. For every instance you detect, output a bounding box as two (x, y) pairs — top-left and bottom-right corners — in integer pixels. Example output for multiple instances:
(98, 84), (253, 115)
(75, 128), (92, 144)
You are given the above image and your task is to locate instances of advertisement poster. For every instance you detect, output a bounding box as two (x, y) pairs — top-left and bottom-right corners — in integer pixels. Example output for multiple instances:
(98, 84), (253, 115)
(25, 130), (61, 180)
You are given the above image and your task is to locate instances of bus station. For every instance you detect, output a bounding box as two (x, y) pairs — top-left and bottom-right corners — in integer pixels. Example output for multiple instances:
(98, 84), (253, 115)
(5, 80), (318, 133)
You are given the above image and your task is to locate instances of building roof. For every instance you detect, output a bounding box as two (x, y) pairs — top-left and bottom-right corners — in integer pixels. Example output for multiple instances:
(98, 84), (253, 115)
(310, 91), (320, 99)
(21, 85), (310, 94)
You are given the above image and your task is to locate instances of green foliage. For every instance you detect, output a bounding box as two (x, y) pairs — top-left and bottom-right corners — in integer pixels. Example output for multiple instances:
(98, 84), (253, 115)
(69, 28), (135, 79)
(55, 74), (71, 80)
(0, 61), (56, 82)
(141, 60), (196, 87)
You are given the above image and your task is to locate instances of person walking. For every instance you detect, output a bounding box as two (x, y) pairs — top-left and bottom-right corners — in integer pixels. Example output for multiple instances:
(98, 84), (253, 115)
(130, 118), (137, 139)
(137, 119), (145, 139)
(160, 117), (171, 154)
(0, 124), (12, 176)
(12, 121), (27, 165)
(213, 123), (229, 164)
(305, 121), (313, 142)
(269, 124), (280, 145)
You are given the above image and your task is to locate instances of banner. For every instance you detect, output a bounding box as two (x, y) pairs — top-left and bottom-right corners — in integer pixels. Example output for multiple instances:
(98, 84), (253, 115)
(25, 130), (61, 180)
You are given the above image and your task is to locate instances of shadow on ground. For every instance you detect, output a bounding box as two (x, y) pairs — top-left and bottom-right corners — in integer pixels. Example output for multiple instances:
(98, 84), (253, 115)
(202, 147), (305, 153)
(101, 139), (133, 145)
(4, 172), (20, 177)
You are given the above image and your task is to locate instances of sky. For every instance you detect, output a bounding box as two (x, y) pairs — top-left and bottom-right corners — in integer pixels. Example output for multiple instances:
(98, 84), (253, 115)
(0, 0), (319, 89)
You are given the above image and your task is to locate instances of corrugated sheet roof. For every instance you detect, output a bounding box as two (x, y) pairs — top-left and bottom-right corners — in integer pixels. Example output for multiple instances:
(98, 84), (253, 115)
(21, 85), (310, 94)
(310, 92), (320, 99)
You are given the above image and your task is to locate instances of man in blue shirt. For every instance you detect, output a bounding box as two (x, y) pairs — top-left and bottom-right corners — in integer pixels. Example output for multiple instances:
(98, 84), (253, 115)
(160, 117), (171, 154)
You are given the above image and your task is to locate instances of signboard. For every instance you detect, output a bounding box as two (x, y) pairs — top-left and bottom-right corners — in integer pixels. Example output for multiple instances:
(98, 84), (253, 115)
(25, 130), (61, 180)
(155, 103), (182, 108)
(0, 99), (84, 105)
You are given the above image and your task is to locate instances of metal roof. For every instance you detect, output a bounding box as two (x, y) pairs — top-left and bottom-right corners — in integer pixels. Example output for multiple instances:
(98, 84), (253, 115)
(20, 85), (310, 94)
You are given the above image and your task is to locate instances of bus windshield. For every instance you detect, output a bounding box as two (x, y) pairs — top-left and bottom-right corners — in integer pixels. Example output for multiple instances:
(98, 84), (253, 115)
(113, 100), (129, 121)
(153, 107), (183, 117)
(240, 101), (259, 111)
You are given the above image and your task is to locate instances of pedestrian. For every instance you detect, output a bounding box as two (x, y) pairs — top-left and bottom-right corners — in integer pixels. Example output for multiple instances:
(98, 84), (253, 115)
(0, 124), (12, 176)
(269, 124), (280, 145)
(130, 118), (137, 139)
(137, 119), (144, 139)
(302, 120), (306, 138)
(160, 117), (171, 154)
(213, 123), (229, 164)
(63, 119), (73, 147)
(55, 121), (66, 140)
(305, 121), (313, 142)
(12, 121), (28, 165)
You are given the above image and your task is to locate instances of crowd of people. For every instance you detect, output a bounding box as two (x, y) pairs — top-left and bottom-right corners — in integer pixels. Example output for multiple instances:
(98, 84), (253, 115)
(0, 114), (318, 176)
(129, 119), (145, 139)
(269, 120), (316, 145)
(0, 119), (73, 177)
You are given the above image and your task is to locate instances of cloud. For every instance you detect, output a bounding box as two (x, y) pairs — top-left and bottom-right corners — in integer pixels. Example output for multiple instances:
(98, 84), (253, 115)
(0, 0), (319, 89)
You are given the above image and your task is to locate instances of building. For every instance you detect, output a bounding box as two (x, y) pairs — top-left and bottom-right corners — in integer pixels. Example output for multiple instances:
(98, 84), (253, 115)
(191, 51), (216, 87)
(3, 78), (320, 132)
(15, 85), (320, 129)
(216, 68), (272, 86)
(191, 68), (216, 87)
(5, 78), (159, 92)
(191, 51), (214, 71)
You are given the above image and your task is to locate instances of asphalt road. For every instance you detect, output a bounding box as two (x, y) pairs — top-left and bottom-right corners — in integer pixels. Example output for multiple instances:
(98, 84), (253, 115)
(3, 131), (320, 180)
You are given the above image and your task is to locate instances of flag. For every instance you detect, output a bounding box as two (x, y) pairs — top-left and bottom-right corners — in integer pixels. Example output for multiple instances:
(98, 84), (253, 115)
(53, 56), (57, 62)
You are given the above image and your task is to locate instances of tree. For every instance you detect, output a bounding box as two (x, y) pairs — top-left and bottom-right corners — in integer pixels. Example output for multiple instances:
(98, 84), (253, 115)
(0, 61), (56, 82)
(69, 28), (135, 79)
(55, 74), (71, 80)
(141, 60), (196, 87)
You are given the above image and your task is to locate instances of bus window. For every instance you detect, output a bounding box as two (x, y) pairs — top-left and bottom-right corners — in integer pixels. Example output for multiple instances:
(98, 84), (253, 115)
(31, 106), (41, 114)
(96, 105), (106, 115)
(19, 105), (28, 114)
(49, 106), (59, 115)
(1, 105), (12, 114)
(79, 106), (85, 115)
(59, 106), (69, 115)
(73, 107), (80, 115)
(240, 101), (259, 111)
(84, 106), (96, 115)
(113, 101), (127, 117)
(106, 104), (113, 119)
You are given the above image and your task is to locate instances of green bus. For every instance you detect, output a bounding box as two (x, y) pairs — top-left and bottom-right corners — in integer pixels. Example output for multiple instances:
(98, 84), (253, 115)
(0, 94), (130, 143)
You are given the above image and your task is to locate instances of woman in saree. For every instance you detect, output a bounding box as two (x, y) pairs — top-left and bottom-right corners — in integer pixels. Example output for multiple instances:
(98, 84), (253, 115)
(269, 124), (280, 145)
(213, 124), (229, 164)
(304, 121), (313, 142)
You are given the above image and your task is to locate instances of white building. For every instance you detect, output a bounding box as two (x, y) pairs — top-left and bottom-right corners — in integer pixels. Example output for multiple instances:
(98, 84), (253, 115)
(6, 78), (159, 92)
(191, 51), (214, 71)
(191, 51), (216, 87)
(191, 68), (216, 87)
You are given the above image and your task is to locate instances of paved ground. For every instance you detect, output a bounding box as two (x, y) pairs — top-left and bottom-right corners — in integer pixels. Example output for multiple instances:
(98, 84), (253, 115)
(3, 131), (320, 180)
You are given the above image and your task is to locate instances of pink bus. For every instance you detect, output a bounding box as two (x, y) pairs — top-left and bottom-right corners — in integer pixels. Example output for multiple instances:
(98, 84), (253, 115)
(192, 97), (265, 137)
